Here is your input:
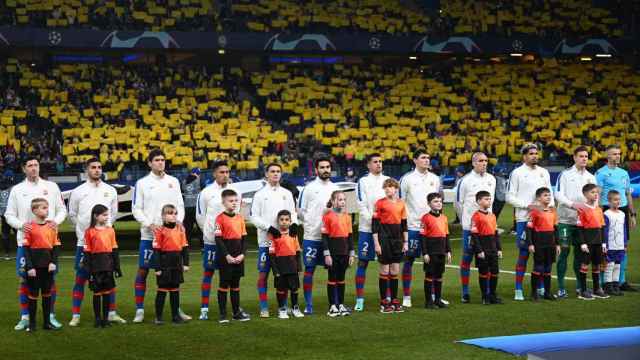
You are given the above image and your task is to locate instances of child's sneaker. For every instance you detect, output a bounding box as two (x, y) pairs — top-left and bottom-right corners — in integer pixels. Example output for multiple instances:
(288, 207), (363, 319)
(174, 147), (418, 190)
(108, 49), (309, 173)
(402, 296), (412, 308)
(178, 309), (192, 321)
(531, 289), (539, 301)
(461, 294), (471, 304)
(578, 290), (594, 300)
(482, 296), (491, 305)
(592, 288), (610, 299)
(490, 294), (503, 304)
(199, 309), (209, 320)
(219, 312), (229, 324)
(278, 307), (289, 319)
(291, 305), (304, 318)
(391, 299), (404, 313)
(133, 309), (145, 323)
(434, 299), (448, 308)
(172, 316), (186, 325)
(380, 299), (393, 314)
(612, 282), (624, 296)
(327, 305), (340, 317)
(354, 298), (364, 312)
(108, 312), (127, 324)
(338, 304), (351, 316)
(154, 318), (164, 325)
(556, 289), (568, 299)
(69, 315), (81, 327)
(232, 309), (251, 322)
(543, 293), (557, 301)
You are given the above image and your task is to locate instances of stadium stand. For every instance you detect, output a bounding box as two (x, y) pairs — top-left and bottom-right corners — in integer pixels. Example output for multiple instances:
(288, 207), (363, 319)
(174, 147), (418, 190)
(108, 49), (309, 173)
(0, 0), (634, 38)
(1, 57), (638, 180)
(0, 0), (219, 31)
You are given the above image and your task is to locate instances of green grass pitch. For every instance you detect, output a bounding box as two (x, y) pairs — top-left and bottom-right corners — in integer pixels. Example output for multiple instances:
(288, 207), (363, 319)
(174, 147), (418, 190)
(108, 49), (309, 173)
(1, 203), (638, 359)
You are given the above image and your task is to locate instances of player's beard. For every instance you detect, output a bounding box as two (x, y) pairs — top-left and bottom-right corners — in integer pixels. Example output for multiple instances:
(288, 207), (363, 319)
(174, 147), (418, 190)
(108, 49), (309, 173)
(318, 172), (331, 180)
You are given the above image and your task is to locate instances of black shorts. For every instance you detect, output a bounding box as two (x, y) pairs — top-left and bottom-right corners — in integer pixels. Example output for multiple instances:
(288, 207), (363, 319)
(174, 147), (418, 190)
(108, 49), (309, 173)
(156, 268), (184, 289)
(27, 267), (53, 297)
(275, 273), (300, 291)
(579, 244), (603, 268)
(327, 255), (349, 281)
(379, 238), (403, 265)
(476, 252), (499, 275)
(89, 271), (115, 293)
(218, 262), (245, 282)
(423, 254), (446, 279)
(533, 246), (557, 266)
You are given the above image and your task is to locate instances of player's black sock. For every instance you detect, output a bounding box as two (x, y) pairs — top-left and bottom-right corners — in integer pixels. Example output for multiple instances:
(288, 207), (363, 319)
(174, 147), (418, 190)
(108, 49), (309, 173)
(277, 290), (287, 308)
(424, 278), (433, 304)
(490, 275), (498, 296)
(578, 272), (587, 292)
(531, 273), (539, 296)
(42, 295), (52, 328)
(543, 275), (551, 296)
(592, 272), (601, 291)
(169, 291), (180, 320)
(338, 282), (345, 304)
(379, 275), (387, 300)
(155, 291), (166, 320)
(28, 298), (37, 329)
(327, 282), (336, 305)
(93, 295), (102, 321)
(389, 276), (398, 301)
(230, 290), (240, 314)
(290, 291), (299, 307)
(434, 280), (442, 302)
(102, 294), (110, 326)
(478, 275), (488, 298)
(217, 290), (228, 315)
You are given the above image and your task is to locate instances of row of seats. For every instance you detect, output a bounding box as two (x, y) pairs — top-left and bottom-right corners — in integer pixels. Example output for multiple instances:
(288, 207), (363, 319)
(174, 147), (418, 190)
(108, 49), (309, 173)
(3, 59), (639, 178)
(0, 0), (632, 37)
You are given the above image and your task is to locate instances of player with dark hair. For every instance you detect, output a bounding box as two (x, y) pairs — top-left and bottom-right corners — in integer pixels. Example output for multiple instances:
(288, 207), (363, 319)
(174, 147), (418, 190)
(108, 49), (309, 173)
(506, 143), (553, 301)
(195, 160), (241, 320)
(6, 156), (66, 331)
(132, 149), (186, 323)
(297, 155), (338, 315)
(67, 157), (125, 326)
(399, 148), (441, 308)
(354, 153), (389, 312)
(553, 146), (596, 298)
(250, 163), (298, 318)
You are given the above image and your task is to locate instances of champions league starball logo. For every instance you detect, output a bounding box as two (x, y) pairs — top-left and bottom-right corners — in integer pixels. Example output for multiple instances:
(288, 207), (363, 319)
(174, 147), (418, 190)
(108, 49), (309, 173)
(414, 36), (481, 53)
(48, 31), (62, 46)
(264, 34), (336, 51)
(369, 37), (381, 50)
(100, 31), (180, 49)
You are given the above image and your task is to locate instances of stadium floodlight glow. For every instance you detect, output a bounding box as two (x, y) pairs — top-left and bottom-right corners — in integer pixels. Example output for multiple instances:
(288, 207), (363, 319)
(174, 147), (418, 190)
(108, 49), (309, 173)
(218, 49), (225, 54)
(595, 53), (612, 58)
(580, 57), (592, 61)
(409, 56), (417, 60)
(510, 53), (523, 57)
